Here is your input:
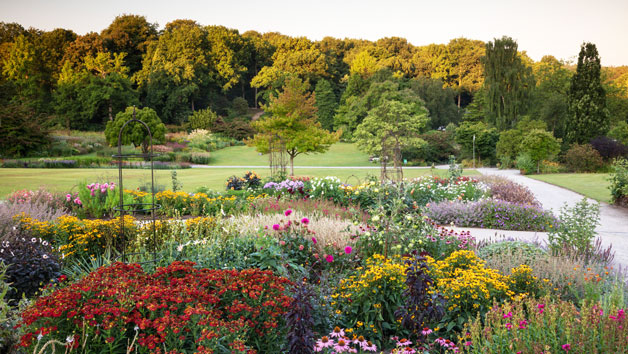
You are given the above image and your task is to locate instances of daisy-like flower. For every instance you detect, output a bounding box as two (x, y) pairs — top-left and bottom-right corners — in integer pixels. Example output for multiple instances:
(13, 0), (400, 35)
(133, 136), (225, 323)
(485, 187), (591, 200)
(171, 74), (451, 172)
(421, 327), (432, 336)
(397, 338), (412, 347)
(363, 341), (377, 352)
(315, 336), (334, 351)
(354, 335), (367, 348)
(301, 217), (310, 224)
(333, 338), (350, 352)
(330, 326), (345, 338)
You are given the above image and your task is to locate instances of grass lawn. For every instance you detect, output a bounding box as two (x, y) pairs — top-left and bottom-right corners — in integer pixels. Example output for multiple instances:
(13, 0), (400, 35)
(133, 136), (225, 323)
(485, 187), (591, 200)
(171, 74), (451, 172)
(208, 143), (374, 166)
(0, 167), (479, 197)
(528, 173), (611, 203)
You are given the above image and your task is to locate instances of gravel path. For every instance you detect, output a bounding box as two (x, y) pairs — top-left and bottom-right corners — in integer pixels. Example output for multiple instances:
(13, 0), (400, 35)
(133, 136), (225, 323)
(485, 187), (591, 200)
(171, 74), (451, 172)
(467, 168), (628, 268)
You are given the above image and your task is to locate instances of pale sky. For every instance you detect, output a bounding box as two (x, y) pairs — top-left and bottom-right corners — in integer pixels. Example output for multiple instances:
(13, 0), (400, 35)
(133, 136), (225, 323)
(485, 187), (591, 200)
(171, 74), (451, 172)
(2, 0), (627, 66)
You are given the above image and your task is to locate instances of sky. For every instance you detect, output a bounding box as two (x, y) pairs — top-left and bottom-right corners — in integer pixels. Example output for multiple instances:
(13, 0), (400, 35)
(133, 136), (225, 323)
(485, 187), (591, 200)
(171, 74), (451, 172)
(2, 0), (627, 66)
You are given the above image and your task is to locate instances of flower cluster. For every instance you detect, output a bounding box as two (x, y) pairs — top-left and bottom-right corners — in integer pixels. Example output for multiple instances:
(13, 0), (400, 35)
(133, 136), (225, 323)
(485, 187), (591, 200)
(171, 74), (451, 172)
(19, 261), (292, 353)
(313, 327), (377, 352)
(85, 182), (115, 196)
(263, 179), (306, 196)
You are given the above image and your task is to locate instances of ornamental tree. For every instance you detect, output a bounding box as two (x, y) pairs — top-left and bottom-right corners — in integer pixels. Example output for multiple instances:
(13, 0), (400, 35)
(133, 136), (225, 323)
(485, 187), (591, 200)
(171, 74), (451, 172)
(247, 77), (339, 176)
(105, 106), (166, 154)
(520, 129), (561, 173)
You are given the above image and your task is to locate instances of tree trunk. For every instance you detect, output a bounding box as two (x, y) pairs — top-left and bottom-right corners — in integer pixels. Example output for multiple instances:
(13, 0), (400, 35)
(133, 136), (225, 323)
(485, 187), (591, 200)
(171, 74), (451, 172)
(290, 154), (294, 176)
(191, 100), (195, 112)
(108, 102), (113, 121)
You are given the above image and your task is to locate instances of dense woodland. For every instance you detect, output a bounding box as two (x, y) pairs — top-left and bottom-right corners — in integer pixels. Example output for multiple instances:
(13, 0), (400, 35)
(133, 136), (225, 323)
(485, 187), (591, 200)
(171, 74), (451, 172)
(1, 15), (628, 164)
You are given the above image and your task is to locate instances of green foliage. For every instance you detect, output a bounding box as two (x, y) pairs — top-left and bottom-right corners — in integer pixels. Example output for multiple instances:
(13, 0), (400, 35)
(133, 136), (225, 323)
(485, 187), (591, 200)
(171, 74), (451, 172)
(100, 14), (157, 73)
(314, 79), (338, 131)
(565, 143), (604, 172)
(0, 103), (50, 158)
(403, 130), (458, 164)
(519, 129), (561, 173)
(248, 77), (339, 175)
(496, 118), (551, 166)
(407, 76), (461, 129)
(187, 108), (218, 131)
(230, 97), (249, 117)
(567, 43), (610, 144)
(608, 121), (628, 146)
(515, 153), (535, 175)
(608, 157), (628, 205)
(548, 198), (600, 257)
(104, 106), (166, 154)
(454, 121), (499, 163)
(354, 99), (428, 160)
(477, 241), (545, 263)
(483, 36), (534, 130)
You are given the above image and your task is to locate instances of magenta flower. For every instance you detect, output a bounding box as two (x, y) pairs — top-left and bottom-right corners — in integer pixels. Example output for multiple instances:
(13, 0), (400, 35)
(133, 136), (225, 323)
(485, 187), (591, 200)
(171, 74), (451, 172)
(272, 224), (280, 231)
(285, 209), (292, 216)
(518, 320), (528, 329)
(312, 237), (317, 244)
(325, 254), (334, 263)
(421, 327), (432, 336)
(562, 344), (571, 352)
(538, 303), (545, 314)
(66, 194), (71, 202)
(505, 323), (512, 330)
(344, 246), (352, 254)
(503, 312), (512, 319)
(301, 217), (310, 225)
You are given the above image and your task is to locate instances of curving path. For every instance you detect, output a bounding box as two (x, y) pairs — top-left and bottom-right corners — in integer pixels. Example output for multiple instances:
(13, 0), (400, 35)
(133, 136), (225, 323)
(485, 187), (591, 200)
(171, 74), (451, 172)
(464, 168), (628, 268)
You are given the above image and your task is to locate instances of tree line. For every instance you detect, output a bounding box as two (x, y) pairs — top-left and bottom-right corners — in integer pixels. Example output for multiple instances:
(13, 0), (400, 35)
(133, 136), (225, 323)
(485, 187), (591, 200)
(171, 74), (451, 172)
(1, 15), (628, 159)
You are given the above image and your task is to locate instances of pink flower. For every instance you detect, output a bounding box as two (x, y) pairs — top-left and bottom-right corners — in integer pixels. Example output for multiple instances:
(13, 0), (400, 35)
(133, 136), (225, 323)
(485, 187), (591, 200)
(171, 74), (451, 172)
(285, 209), (292, 216)
(505, 323), (513, 330)
(74, 198), (82, 206)
(315, 336), (334, 351)
(280, 241), (286, 246)
(301, 217), (310, 224)
(66, 194), (71, 202)
(464, 341), (472, 347)
(272, 224), (280, 231)
(421, 327), (432, 336)
(299, 245), (304, 250)
(325, 254), (334, 263)
(344, 246), (352, 254)
(562, 344), (571, 352)
(538, 304), (545, 314)
(312, 237), (317, 244)
(396, 338), (412, 346)
(363, 341), (377, 352)
(329, 327), (344, 338)
(503, 312), (512, 319)
(333, 338), (350, 352)
(519, 320), (528, 329)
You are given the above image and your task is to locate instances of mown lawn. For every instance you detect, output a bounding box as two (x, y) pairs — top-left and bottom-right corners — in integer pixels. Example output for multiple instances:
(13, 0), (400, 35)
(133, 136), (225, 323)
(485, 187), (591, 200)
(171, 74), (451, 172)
(0, 167), (479, 197)
(528, 173), (611, 203)
(208, 143), (374, 166)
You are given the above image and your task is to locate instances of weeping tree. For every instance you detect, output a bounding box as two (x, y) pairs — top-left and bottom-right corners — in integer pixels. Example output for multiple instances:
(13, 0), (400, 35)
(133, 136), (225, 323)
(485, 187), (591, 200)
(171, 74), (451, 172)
(482, 36), (534, 131)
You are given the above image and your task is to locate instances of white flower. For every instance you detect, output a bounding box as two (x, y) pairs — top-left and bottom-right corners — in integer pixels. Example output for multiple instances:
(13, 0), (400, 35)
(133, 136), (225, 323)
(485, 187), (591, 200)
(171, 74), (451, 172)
(42, 254), (49, 259)
(176, 245), (184, 252)
(66, 335), (74, 343)
(134, 326), (139, 331)
(37, 333), (43, 341)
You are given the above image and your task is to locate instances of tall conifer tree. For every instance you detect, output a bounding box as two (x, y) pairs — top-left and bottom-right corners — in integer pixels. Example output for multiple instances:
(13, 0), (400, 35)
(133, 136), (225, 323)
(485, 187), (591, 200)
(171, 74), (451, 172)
(566, 42), (609, 144)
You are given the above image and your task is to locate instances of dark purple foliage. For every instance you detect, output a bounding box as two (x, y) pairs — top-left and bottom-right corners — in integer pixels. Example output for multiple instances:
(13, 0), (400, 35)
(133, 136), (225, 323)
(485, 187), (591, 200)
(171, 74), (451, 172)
(590, 136), (628, 160)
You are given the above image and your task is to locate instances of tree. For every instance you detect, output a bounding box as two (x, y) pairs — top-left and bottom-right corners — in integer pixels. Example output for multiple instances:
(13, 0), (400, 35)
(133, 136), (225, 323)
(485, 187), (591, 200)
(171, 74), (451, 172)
(247, 77), (339, 176)
(101, 14), (158, 74)
(314, 79), (337, 131)
(407, 76), (461, 129)
(354, 99), (428, 179)
(566, 43), (610, 144)
(105, 107), (166, 154)
(496, 118), (548, 165)
(520, 129), (561, 173)
(454, 121), (499, 163)
(0, 103), (50, 157)
(446, 38), (485, 107)
(483, 36), (534, 130)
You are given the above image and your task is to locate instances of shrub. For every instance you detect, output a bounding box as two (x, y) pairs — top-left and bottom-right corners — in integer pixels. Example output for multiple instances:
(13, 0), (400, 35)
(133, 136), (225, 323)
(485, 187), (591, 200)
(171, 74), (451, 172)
(226, 175), (246, 191)
(548, 198), (600, 258)
(213, 117), (255, 140)
(0, 201), (68, 242)
(243, 171), (262, 189)
(426, 200), (557, 232)
(104, 107), (166, 154)
(590, 135), (628, 160)
(186, 108), (218, 131)
(284, 281), (315, 354)
(609, 157), (628, 206)
(478, 175), (540, 207)
(0, 230), (61, 301)
(565, 143), (604, 172)
(515, 153), (535, 174)
(426, 250), (514, 331)
(0, 103), (51, 158)
(18, 262), (292, 353)
(463, 296), (628, 353)
(477, 240), (546, 263)
(333, 254), (408, 346)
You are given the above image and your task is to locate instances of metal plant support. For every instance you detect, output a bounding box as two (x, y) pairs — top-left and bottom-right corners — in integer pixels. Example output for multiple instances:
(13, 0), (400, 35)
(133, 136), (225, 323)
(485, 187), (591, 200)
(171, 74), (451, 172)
(112, 108), (161, 263)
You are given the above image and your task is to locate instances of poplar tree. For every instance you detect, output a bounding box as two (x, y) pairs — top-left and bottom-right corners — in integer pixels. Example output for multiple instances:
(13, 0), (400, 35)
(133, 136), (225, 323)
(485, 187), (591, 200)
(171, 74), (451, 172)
(482, 36), (533, 131)
(566, 42), (609, 144)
